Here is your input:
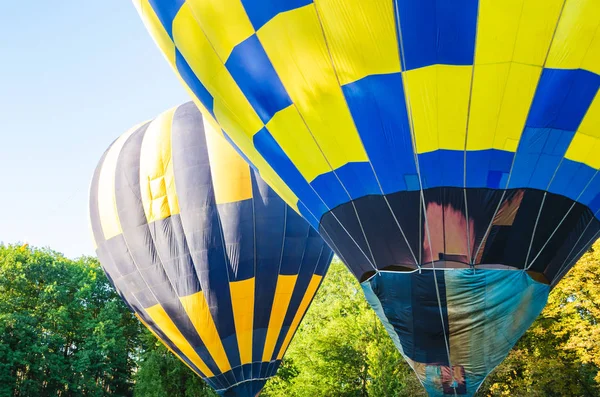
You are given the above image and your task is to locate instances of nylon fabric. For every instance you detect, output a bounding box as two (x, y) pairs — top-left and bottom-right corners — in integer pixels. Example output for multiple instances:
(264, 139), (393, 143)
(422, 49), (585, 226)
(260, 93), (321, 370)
(89, 102), (333, 396)
(135, 1), (600, 395)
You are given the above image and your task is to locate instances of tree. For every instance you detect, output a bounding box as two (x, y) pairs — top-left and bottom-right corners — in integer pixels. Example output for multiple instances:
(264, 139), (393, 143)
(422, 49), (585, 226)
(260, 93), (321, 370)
(133, 330), (217, 397)
(0, 244), (140, 396)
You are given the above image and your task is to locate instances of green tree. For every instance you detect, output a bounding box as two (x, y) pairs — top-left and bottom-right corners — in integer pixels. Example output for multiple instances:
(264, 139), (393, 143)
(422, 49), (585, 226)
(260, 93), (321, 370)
(133, 330), (217, 397)
(0, 244), (140, 396)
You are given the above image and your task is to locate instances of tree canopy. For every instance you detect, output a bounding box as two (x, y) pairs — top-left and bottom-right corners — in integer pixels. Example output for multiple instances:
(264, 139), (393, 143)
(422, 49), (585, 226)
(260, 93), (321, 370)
(0, 243), (599, 396)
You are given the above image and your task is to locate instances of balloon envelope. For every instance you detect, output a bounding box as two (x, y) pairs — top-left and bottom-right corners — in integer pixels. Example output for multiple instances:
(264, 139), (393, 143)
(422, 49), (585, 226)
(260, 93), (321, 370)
(89, 102), (333, 396)
(134, 1), (600, 395)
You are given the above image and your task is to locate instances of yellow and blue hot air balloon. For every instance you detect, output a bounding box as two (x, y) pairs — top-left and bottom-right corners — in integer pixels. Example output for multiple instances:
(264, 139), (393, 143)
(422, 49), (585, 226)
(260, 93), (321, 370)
(134, 1), (600, 395)
(88, 102), (333, 396)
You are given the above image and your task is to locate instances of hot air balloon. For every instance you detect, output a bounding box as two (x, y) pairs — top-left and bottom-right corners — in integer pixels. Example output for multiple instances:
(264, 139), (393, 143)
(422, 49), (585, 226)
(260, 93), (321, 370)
(89, 102), (333, 396)
(133, 1), (600, 395)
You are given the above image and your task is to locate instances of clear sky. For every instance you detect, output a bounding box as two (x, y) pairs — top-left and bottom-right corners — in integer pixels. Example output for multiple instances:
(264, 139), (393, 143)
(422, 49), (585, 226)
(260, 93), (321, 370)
(0, 2), (189, 258)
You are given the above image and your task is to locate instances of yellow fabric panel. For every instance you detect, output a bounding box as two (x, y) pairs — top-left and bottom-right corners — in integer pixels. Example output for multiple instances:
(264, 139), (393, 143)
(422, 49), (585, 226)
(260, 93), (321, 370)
(547, 0), (600, 74)
(474, 0), (563, 66)
(257, 5), (369, 171)
(474, 0), (524, 65)
(566, 93), (600, 168)
(266, 105), (332, 182)
(139, 107), (180, 223)
(565, 133), (600, 169)
(180, 292), (231, 373)
(207, 109), (302, 214)
(403, 65), (472, 154)
(132, 0), (177, 66)
(276, 275), (322, 360)
(262, 275), (298, 362)
(205, 117), (253, 204)
(314, 0), (401, 85)
(186, 0), (254, 61)
(513, 0), (565, 65)
(145, 303), (214, 377)
(156, 4), (300, 214)
(97, 124), (142, 240)
(229, 278), (255, 365)
(135, 313), (201, 376)
(577, 93), (600, 138)
(466, 63), (542, 151)
(172, 4), (263, 137)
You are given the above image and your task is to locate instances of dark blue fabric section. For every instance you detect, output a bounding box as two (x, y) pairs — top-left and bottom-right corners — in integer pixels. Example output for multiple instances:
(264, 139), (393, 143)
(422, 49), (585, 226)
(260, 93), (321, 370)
(217, 199), (255, 281)
(310, 162), (379, 210)
(279, 206), (311, 275)
(176, 50), (216, 118)
(254, 127), (326, 228)
(395, 0), (479, 70)
(171, 103), (241, 369)
(418, 150), (464, 188)
(368, 271), (450, 365)
(549, 160), (596, 202)
(341, 73), (418, 194)
(241, 0), (313, 30)
(250, 170), (286, 362)
(225, 35), (291, 123)
(148, 0), (185, 39)
(526, 68), (600, 131)
(465, 150), (513, 189)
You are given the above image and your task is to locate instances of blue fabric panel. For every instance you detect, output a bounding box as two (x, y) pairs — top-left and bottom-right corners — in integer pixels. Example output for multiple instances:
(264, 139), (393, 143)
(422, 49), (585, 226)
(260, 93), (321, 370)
(465, 150), (514, 188)
(241, 0), (313, 30)
(362, 269), (550, 397)
(549, 160), (597, 202)
(418, 150), (464, 188)
(253, 128), (327, 223)
(526, 68), (600, 131)
(148, 0), (184, 38)
(217, 199), (256, 281)
(250, 171), (286, 363)
(171, 103), (241, 368)
(509, 127), (575, 190)
(226, 35), (292, 123)
(341, 73), (417, 194)
(310, 162), (380, 210)
(395, 0), (479, 70)
(279, 206), (311, 275)
(176, 51), (216, 118)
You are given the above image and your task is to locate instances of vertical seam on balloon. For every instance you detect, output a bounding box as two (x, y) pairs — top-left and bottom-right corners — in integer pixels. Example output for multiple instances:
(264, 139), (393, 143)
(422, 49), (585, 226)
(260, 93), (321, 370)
(526, 169), (600, 270)
(523, 19), (600, 270)
(135, 112), (223, 384)
(311, 0), (420, 267)
(183, 4), (379, 275)
(104, 120), (210, 382)
(470, 0), (527, 266)
(275, 242), (325, 360)
(164, 108), (237, 381)
(462, 0), (486, 267)
(393, 0), (456, 390)
(475, 0), (568, 271)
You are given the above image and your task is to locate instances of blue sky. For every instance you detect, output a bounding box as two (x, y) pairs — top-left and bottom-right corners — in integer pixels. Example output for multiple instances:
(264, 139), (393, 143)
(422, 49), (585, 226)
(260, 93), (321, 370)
(0, 2), (189, 258)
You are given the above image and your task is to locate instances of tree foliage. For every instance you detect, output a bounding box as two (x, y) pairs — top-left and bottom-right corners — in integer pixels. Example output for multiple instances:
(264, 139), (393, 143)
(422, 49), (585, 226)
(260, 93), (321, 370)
(133, 331), (217, 397)
(0, 244), (141, 396)
(1, 243), (599, 396)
